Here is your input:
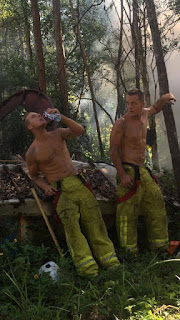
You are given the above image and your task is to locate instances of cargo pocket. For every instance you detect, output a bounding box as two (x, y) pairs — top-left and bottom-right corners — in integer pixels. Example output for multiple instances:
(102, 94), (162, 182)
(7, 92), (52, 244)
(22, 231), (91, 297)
(150, 186), (165, 209)
(57, 200), (76, 225)
(81, 198), (101, 222)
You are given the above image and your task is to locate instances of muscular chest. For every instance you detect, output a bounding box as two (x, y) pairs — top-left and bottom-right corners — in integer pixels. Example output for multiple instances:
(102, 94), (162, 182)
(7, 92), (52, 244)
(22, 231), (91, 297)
(35, 138), (64, 164)
(124, 118), (147, 144)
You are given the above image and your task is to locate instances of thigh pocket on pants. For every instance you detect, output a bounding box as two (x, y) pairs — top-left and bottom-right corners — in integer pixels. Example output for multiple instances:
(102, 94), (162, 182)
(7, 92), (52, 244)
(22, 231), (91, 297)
(57, 200), (75, 224)
(81, 198), (101, 222)
(149, 186), (165, 209)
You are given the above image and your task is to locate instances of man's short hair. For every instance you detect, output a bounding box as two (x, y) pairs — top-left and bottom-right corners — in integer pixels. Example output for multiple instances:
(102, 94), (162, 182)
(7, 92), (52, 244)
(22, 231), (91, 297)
(24, 112), (30, 130)
(127, 89), (144, 101)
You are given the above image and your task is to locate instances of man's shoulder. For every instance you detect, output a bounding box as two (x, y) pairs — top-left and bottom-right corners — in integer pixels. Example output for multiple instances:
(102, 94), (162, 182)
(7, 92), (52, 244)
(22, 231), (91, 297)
(114, 116), (126, 127)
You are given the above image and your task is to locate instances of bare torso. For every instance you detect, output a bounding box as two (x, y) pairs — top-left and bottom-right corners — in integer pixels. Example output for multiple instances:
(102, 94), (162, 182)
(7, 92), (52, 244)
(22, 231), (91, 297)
(120, 109), (148, 166)
(27, 129), (76, 183)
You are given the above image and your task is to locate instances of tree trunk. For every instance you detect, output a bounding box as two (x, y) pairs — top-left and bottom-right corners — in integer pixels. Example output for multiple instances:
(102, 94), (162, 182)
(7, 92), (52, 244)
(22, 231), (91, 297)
(132, 0), (140, 89)
(30, 0), (46, 93)
(133, 0), (159, 169)
(145, 0), (180, 202)
(69, 0), (104, 158)
(21, 0), (35, 76)
(116, 0), (125, 118)
(52, 0), (70, 116)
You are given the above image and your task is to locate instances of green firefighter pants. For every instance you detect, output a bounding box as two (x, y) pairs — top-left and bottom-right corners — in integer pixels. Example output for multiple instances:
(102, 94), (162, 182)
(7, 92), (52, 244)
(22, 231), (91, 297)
(116, 165), (169, 254)
(52, 175), (119, 277)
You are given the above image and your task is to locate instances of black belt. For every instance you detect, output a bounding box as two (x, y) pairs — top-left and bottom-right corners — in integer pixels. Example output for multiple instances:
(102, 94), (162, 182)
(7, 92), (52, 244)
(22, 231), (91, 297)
(122, 162), (140, 181)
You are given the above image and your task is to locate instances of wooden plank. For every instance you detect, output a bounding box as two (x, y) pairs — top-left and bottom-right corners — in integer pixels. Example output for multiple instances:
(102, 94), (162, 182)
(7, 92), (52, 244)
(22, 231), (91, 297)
(0, 198), (53, 216)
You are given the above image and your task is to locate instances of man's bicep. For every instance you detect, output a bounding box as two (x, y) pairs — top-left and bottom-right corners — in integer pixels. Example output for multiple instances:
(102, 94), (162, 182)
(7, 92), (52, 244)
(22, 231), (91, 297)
(147, 106), (157, 117)
(110, 120), (123, 148)
(59, 128), (73, 140)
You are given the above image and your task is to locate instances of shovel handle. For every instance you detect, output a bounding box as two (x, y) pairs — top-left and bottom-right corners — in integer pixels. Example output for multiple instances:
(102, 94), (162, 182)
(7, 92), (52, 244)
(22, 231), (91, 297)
(31, 188), (62, 257)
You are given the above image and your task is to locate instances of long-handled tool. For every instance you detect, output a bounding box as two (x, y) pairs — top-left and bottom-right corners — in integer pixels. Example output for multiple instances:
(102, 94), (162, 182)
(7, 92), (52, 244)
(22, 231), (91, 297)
(31, 188), (63, 257)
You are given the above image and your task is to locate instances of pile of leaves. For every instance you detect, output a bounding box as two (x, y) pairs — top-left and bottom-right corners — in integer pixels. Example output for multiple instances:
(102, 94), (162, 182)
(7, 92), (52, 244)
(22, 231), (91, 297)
(0, 165), (32, 200)
(0, 165), (116, 201)
(79, 167), (116, 201)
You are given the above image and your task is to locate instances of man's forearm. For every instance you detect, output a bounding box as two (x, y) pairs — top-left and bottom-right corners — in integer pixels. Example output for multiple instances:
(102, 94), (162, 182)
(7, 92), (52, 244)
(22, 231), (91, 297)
(152, 93), (176, 114)
(110, 147), (126, 178)
(31, 175), (49, 191)
(61, 115), (84, 135)
(152, 96), (166, 113)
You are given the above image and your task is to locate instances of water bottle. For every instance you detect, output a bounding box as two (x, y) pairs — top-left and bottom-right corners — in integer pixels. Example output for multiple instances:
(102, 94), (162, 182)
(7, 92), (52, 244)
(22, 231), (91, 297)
(43, 110), (62, 122)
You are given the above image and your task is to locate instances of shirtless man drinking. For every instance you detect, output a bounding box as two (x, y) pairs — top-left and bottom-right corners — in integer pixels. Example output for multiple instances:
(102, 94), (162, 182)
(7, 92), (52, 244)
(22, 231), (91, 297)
(25, 109), (119, 277)
(110, 89), (176, 254)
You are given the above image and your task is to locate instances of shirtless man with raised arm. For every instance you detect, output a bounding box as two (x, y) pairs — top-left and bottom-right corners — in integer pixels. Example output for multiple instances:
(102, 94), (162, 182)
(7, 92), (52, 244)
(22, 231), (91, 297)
(25, 108), (119, 277)
(110, 89), (176, 254)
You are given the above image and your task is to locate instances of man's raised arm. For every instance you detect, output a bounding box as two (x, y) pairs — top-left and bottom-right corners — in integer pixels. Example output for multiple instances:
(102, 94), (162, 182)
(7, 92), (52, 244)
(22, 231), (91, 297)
(46, 108), (84, 139)
(148, 93), (176, 117)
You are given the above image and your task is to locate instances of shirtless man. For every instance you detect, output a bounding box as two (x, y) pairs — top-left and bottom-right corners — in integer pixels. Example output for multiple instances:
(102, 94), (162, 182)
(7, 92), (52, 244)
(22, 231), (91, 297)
(110, 89), (176, 254)
(25, 108), (119, 277)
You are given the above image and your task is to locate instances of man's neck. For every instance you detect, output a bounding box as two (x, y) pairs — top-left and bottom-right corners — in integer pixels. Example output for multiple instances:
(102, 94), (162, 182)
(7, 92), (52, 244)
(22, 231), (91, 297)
(33, 127), (49, 141)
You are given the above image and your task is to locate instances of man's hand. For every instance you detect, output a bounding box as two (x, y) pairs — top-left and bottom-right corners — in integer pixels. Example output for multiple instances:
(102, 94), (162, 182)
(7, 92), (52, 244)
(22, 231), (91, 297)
(44, 185), (57, 196)
(161, 93), (176, 105)
(120, 173), (135, 189)
(46, 107), (61, 115)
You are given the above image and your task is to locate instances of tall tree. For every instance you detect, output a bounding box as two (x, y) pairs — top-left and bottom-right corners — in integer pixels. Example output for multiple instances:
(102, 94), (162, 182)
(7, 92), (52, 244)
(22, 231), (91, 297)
(30, 0), (46, 93)
(132, 0), (140, 89)
(145, 0), (180, 202)
(115, 0), (125, 119)
(69, 0), (104, 157)
(132, 0), (159, 169)
(52, 0), (70, 116)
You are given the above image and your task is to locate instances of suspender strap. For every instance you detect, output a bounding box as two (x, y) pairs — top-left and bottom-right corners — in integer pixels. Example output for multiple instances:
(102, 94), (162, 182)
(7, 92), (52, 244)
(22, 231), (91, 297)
(145, 166), (158, 184)
(53, 181), (62, 223)
(117, 162), (140, 204)
(77, 173), (94, 194)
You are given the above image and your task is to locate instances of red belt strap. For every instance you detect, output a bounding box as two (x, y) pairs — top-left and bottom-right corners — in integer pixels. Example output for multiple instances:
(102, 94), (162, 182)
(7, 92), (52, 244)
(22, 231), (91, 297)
(77, 173), (94, 194)
(117, 180), (140, 203)
(53, 191), (62, 223)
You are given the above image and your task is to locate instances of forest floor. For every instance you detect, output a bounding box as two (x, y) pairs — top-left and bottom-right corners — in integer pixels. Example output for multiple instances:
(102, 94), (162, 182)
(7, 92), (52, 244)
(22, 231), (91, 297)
(0, 169), (180, 320)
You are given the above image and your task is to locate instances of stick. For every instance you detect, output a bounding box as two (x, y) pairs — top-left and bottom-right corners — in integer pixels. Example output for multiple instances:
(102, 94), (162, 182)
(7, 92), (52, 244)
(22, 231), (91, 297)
(0, 160), (25, 163)
(31, 188), (62, 257)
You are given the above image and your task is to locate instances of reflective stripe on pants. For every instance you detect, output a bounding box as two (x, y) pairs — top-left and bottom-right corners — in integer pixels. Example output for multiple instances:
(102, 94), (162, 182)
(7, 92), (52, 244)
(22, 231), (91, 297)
(116, 166), (169, 253)
(52, 175), (119, 276)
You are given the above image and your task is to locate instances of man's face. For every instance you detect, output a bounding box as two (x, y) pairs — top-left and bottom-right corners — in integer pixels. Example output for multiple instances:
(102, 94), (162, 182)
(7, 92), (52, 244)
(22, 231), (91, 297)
(126, 94), (144, 116)
(26, 112), (47, 130)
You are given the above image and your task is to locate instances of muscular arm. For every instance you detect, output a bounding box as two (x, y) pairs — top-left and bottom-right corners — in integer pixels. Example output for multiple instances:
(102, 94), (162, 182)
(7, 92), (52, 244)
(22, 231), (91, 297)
(25, 149), (57, 196)
(46, 108), (84, 139)
(110, 119), (134, 188)
(148, 93), (176, 117)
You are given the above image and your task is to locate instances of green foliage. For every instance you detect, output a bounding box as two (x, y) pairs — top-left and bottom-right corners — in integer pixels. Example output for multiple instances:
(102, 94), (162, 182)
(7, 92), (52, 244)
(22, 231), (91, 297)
(0, 236), (180, 320)
(0, 106), (33, 159)
(169, 0), (180, 14)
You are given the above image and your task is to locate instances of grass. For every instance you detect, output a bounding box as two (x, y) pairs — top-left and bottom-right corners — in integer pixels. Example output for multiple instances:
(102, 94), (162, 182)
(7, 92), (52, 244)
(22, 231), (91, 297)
(0, 169), (180, 320)
(0, 239), (180, 320)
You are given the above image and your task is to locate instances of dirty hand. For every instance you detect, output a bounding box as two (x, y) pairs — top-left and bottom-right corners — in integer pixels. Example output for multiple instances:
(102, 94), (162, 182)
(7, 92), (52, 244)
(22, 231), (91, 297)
(46, 107), (61, 115)
(44, 185), (57, 196)
(162, 93), (176, 105)
(120, 173), (135, 189)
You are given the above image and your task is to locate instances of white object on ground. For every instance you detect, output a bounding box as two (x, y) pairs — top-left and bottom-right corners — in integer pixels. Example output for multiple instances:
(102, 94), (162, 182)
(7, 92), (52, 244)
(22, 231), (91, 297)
(39, 261), (60, 282)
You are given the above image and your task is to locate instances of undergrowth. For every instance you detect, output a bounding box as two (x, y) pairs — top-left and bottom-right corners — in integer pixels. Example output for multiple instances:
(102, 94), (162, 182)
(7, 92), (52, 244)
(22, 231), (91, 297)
(0, 170), (179, 320)
(0, 239), (180, 320)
